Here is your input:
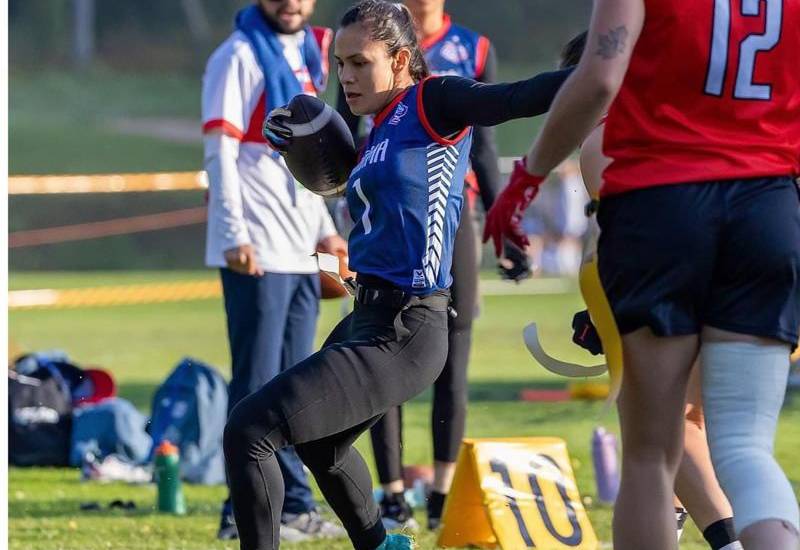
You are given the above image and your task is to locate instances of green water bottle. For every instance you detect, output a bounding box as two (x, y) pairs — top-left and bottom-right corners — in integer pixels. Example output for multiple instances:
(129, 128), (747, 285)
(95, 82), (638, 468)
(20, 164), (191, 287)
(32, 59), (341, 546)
(155, 440), (186, 515)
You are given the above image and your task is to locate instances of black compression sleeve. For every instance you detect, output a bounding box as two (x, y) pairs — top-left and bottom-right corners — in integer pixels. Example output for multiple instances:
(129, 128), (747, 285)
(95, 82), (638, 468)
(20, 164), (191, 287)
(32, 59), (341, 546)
(421, 67), (574, 138)
(469, 43), (502, 210)
(336, 84), (362, 142)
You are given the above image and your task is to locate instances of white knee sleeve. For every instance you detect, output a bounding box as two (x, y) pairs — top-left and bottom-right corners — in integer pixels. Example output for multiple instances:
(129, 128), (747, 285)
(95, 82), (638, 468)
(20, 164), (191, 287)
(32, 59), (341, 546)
(701, 341), (799, 535)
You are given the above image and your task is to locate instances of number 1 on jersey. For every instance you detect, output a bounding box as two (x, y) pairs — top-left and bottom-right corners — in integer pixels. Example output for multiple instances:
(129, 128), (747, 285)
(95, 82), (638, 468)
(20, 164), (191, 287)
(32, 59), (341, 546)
(353, 178), (373, 235)
(705, 0), (783, 100)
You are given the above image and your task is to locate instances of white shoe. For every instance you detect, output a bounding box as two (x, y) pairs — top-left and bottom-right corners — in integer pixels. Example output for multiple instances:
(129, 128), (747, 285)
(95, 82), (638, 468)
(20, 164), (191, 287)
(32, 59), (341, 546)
(280, 510), (347, 542)
(82, 453), (151, 484)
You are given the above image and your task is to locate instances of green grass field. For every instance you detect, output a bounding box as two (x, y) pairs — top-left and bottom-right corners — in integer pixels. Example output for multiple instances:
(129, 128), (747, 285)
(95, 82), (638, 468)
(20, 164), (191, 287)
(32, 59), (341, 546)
(9, 271), (800, 550)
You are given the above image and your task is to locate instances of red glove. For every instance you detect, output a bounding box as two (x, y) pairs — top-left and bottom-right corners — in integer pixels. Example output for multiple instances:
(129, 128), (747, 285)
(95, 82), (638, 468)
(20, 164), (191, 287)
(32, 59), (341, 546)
(482, 159), (545, 256)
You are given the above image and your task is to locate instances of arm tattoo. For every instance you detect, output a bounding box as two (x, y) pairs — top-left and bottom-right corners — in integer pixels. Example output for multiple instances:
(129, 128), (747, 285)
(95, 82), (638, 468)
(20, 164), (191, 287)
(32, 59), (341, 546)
(596, 26), (629, 59)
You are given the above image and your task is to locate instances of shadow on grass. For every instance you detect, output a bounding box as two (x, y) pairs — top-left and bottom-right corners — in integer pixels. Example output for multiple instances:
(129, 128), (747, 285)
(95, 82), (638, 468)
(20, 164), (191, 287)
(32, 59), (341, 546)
(8, 497), (223, 519)
(10, 498), (157, 519)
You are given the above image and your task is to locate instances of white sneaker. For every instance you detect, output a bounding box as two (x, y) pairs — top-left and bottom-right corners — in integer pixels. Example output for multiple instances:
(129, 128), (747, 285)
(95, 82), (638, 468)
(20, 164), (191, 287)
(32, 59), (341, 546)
(280, 510), (347, 542)
(82, 453), (151, 484)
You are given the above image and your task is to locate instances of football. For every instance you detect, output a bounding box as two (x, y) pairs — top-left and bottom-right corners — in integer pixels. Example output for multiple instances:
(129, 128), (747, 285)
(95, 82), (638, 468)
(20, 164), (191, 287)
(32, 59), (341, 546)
(264, 94), (357, 197)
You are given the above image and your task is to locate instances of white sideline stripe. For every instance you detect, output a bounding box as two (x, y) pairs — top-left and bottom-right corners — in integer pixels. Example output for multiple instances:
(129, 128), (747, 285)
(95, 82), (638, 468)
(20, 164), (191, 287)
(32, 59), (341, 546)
(8, 289), (60, 308)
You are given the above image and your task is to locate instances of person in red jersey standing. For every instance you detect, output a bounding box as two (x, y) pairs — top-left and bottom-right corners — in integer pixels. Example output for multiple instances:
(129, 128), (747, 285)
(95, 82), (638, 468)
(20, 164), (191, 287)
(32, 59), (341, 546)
(483, 1), (800, 549)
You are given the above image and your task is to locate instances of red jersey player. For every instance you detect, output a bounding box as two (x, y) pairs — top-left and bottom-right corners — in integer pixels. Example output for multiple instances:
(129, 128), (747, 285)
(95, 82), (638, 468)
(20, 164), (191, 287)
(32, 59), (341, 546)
(484, 1), (800, 549)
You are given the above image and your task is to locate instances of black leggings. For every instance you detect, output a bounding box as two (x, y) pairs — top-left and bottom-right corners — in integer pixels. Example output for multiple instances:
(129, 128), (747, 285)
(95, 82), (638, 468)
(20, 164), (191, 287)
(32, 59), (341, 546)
(223, 294), (450, 550)
(370, 208), (478, 483)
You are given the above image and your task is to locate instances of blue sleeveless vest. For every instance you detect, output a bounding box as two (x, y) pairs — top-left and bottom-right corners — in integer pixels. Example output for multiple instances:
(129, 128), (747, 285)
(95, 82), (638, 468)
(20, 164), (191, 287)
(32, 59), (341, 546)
(346, 81), (473, 295)
(422, 15), (489, 79)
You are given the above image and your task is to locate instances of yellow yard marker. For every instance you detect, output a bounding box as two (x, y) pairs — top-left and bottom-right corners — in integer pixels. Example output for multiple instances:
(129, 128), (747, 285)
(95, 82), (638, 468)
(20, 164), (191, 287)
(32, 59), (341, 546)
(439, 438), (597, 549)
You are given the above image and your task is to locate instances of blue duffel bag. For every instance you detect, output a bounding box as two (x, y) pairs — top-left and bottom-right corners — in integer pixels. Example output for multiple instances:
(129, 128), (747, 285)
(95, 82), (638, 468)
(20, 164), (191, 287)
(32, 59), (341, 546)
(148, 357), (228, 484)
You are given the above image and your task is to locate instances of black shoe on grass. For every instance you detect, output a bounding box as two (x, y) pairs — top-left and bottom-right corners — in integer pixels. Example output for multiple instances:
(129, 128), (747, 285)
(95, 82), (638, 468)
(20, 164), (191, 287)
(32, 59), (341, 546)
(426, 490), (447, 530)
(217, 499), (238, 540)
(380, 492), (419, 531)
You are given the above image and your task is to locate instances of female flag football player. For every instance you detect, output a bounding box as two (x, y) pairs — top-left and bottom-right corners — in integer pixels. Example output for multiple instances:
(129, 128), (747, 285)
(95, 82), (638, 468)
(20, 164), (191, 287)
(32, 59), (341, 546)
(335, 0), (523, 531)
(222, 1), (573, 549)
(485, 0), (800, 549)
(561, 32), (741, 550)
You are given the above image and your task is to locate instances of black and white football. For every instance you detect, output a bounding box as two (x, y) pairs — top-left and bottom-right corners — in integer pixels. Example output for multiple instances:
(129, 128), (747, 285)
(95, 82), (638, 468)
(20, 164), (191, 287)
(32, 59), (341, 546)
(264, 95), (357, 197)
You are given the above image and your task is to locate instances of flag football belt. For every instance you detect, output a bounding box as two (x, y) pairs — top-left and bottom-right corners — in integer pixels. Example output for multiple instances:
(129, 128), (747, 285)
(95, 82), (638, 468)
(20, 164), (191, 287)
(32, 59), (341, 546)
(355, 284), (450, 312)
(355, 282), (450, 341)
(355, 285), (410, 309)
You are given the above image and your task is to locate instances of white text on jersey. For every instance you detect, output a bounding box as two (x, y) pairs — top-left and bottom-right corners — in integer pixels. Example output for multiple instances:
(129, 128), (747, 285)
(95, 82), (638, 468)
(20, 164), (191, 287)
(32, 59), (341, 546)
(354, 139), (389, 173)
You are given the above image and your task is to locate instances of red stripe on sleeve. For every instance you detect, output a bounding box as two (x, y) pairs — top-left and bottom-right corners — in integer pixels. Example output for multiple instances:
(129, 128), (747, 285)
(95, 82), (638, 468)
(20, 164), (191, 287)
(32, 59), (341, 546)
(475, 36), (490, 79)
(202, 119), (244, 140)
(416, 78), (470, 146)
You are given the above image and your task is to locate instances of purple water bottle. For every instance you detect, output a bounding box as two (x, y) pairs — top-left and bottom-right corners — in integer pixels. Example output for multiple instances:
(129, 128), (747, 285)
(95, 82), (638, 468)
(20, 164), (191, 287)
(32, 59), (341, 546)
(592, 427), (620, 504)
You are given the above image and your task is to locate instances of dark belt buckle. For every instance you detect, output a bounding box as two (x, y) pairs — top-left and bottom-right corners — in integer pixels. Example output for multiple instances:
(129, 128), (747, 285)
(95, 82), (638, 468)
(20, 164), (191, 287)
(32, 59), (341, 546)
(356, 285), (408, 309)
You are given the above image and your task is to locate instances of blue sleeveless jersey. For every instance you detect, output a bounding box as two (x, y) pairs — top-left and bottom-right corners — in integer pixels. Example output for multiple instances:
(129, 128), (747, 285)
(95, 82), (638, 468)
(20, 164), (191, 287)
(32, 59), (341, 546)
(422, 14), (490, 79)
(346, 81), (473, 295)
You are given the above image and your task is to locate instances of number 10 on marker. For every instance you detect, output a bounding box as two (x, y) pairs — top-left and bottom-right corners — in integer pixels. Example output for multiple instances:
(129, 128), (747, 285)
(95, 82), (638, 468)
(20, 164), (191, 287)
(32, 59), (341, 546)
(438, 438), (598, 549)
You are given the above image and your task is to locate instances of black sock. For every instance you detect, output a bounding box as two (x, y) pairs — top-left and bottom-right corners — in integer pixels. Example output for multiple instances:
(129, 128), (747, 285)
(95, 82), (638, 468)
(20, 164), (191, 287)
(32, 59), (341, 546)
(703, 517), (737, 550)
(385, 491), (405, 504)
(383, 492), (412, 522)
(675, 507), (689, 531)
(427, 491), (446, 519)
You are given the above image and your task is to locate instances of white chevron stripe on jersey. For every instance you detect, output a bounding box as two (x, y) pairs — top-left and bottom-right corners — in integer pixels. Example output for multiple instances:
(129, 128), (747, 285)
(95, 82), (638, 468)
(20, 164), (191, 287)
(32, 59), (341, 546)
(422, 143), (460, 286)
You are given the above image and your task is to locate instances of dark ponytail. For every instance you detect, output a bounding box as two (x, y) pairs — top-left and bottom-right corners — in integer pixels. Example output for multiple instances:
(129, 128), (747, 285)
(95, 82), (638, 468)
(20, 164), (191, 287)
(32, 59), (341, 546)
(559, 31), (587, 69)
(340, 0), (430, 82)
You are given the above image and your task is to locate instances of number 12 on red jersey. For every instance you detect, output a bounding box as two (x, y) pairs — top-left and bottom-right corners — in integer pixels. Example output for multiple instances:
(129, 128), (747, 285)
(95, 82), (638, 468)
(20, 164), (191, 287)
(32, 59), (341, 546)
(705, 0), (783, 101)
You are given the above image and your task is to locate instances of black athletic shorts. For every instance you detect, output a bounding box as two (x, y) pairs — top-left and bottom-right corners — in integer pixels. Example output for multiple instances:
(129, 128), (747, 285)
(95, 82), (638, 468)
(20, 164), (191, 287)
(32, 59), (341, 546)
(597, 176), (800, 346)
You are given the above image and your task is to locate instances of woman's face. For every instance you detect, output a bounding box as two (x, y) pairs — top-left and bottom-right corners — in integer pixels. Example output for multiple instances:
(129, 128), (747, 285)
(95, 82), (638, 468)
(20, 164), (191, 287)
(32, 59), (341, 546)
(335, 23), (410, 116)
